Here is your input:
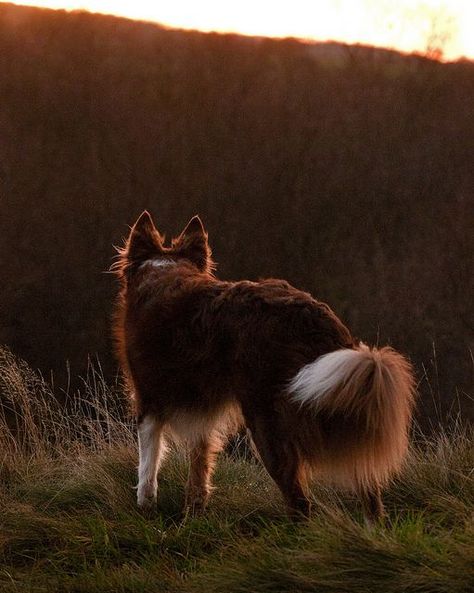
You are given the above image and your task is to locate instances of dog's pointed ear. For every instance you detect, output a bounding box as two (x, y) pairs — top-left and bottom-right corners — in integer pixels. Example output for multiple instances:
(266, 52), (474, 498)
(173, 215), (213, 273)
(131, 210), (156, 237)
(127, 210), (164, 264)
(181, 215), (206, 238)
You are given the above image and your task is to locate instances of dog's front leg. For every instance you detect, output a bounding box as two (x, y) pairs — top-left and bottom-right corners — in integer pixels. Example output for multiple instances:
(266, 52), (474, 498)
(359, 485), (386, 527)
(185, 433), (222, 515)
(137, 415), (166, 510)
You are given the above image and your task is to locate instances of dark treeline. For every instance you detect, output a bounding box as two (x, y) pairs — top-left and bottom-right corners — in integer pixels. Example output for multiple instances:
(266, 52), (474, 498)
(0, 3), (473, 424)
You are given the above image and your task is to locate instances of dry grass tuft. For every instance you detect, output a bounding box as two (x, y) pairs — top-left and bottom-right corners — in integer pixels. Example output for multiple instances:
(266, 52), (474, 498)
(0, 347), (473, 592)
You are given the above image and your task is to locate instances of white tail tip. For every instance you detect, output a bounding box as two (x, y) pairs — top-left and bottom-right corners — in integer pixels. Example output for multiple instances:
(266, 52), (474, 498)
(288, 346), (370, 408)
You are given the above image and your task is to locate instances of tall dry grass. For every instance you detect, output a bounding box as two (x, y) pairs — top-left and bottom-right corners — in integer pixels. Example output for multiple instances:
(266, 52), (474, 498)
(0, 3), (473, 425)
(0, 346), (133, 457)
(0, 346), (473, 592)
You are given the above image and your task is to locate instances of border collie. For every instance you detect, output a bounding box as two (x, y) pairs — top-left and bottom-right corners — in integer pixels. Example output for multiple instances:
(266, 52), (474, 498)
(113, 212), (415, 521)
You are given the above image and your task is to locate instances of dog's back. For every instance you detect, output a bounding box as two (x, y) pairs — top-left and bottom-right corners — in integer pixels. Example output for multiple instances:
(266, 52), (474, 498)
(117, 246), (354, 420)
(114, 212), (415, 520)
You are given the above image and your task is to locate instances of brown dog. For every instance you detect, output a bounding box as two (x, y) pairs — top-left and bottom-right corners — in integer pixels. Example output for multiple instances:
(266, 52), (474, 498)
(113, 212), (415, 521)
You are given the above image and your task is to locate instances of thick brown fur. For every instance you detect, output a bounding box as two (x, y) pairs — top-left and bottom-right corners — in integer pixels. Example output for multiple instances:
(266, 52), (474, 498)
(113, 211), (416, 521)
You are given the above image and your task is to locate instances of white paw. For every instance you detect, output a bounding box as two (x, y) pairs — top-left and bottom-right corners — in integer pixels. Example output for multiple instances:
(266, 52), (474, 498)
(137, 484), (157, 510)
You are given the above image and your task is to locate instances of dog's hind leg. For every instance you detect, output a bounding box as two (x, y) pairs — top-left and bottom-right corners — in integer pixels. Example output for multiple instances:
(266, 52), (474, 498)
(137, 414), (166, 510)
(248, 414), (310, 520)
(185, 432), (223, 515)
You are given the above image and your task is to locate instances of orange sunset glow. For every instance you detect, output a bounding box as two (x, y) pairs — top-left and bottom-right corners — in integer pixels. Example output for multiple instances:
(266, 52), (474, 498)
(8, 0), (474, 61)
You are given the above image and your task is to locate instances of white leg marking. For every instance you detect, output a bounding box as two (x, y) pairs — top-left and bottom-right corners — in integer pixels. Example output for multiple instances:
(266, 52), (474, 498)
(137, 415), (165, 509)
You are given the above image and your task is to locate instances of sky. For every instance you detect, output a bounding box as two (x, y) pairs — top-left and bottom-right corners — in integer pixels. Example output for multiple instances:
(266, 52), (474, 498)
(8, 0), (474, 61)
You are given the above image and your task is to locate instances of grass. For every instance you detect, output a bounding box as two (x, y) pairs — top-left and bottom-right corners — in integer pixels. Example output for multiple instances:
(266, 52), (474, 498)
(0, 346), (473, 592)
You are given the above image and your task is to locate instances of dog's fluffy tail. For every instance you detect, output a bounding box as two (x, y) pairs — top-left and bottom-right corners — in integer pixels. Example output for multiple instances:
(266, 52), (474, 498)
(288, 344), (415, 490)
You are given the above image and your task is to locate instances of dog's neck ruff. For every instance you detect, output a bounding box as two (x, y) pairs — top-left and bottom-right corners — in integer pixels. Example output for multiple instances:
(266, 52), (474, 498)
(141, 257), (176, 270)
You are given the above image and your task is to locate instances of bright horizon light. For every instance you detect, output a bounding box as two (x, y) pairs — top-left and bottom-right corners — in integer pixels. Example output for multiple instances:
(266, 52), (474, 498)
(7, 0), (474, 62)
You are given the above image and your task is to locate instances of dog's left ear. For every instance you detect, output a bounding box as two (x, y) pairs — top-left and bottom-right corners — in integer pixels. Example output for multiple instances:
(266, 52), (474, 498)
(173, 215), (213, 273)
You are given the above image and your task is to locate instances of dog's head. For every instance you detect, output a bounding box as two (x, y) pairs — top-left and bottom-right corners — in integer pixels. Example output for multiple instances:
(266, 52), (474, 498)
(113, 211), (214, 281)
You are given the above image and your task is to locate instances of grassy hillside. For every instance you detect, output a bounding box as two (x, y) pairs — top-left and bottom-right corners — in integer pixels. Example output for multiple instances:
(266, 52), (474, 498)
(0, 3), (473, 423)
(0, 347), (473, 592)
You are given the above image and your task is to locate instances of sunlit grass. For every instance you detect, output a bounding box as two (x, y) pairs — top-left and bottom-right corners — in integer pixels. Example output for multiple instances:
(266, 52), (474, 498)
(0, 346), (473, 592)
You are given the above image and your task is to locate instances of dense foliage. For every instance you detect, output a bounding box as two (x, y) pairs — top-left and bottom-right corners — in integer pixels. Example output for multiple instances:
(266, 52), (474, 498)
(0, 3), (473, 422)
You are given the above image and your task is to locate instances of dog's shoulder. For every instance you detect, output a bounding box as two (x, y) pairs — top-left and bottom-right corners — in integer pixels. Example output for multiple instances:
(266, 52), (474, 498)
(218, 277), (313, 307)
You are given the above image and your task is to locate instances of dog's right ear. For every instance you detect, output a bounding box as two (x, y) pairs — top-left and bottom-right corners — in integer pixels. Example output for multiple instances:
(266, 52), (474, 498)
(172, 215), (214, 273)
(126, 211), (164, 265)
